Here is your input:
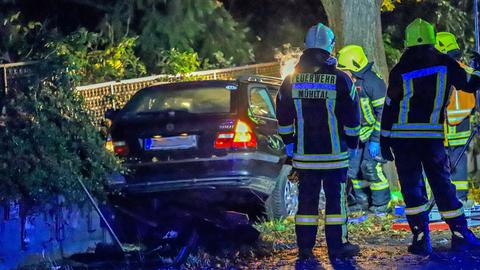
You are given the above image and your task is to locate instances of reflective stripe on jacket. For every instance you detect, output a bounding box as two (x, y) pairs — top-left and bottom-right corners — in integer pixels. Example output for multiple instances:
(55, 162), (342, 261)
(381, 46), (480, 142)
(352, 62), (387, 143)
(276, 49), (360, 170)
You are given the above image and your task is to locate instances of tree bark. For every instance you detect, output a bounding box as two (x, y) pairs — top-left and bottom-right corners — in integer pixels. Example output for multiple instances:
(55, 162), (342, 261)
(320, 0), (389, 80)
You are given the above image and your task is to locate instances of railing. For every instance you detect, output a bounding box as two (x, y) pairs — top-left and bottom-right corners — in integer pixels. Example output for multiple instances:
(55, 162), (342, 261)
(0, 61), (40, 99)
(75, 62), (280, 123)
(1, 61), (280, 123)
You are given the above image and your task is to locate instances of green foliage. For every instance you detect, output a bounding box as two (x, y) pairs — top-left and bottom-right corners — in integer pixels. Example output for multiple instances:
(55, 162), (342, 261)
(383, 33), (402, 69)
(157, 48), (201, 74)
(105, 0), (254, 73)
(46, 28), (146, 84)
(0, 12), (48, 62)
(0, 61), (123, 204)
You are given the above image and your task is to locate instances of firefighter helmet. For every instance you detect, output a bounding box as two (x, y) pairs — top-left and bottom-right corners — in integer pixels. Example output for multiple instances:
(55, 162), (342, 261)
(405, 18), (436, 48)
(435, 32), (460, 54)
(337, 45), (369, 72)
(305, 23), (335, 53)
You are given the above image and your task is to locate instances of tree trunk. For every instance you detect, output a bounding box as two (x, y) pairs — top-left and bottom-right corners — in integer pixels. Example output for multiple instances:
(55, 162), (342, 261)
(320, 0), (389, 80)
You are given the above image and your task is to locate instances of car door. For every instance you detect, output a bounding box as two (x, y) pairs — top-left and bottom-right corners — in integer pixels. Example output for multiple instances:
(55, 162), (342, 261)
(247, 83), (285, 160)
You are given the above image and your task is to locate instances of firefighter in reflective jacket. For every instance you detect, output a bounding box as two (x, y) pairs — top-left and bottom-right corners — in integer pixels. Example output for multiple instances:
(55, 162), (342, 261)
(276, 23), (361, 262)
(381, 19), (480, 255)
(435, 32), (476, 204)
(337, 45), (391, 214)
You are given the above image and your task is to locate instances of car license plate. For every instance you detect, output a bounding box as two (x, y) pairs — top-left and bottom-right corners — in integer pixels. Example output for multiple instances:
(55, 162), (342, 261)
(144, 135), (197, 150)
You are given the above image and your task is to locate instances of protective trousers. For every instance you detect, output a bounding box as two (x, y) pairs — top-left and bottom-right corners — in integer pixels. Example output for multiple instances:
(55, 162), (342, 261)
(295, 169), (348, 251)
(391, 139), (467, 233)
(447, 145), (469, 201)
(347, 142), (390, 207)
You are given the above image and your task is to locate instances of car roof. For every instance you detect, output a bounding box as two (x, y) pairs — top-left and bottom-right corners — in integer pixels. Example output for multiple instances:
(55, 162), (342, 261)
(142, 80), (237, 93)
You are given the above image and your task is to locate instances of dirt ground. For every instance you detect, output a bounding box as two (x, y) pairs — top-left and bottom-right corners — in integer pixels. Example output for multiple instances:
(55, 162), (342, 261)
(23, 216), (480, 269)
(180, 216), (480, 270)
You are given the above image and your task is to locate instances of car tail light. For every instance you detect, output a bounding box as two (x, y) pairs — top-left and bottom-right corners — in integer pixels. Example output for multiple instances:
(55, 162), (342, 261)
(113, 141), (129, 156)
(214, 120), (257, 149)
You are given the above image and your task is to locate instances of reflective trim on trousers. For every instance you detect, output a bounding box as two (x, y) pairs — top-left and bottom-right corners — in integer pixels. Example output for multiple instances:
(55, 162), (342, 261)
(452, 180), (469, 191)
(440, 207), (464, 219)
(371, 163), (390, 191)
(344, 125), (361, 136)
(325, 214), (347, 225)
(405, 202), (431, 215)
(278, 124), (294, 135)
(341, 183), (347, 243)
(295, 215), (319, 226)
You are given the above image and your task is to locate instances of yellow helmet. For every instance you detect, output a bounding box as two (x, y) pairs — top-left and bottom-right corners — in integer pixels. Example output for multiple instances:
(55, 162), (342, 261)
(337, 45), (369, 72)
(435, 32), (460, 54)
(405, 18), (436, 48)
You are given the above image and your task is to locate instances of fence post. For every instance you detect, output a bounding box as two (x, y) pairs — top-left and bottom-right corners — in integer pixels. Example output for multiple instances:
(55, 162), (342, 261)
(110, 83), (116, 110)
(3, 66), (7, 96)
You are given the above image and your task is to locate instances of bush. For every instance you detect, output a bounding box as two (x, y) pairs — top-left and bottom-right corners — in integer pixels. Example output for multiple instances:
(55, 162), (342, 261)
(46, 28), (146, 84)
(0, 61), (122, 205)
(157, 48), (201, 75)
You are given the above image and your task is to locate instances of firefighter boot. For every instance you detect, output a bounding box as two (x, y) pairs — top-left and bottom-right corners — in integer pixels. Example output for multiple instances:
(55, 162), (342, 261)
(298, 248), (315, 260)
(295, 249), (320, 269)
(328, 242), (360, 259)
(407, 224), (432, 256)
(451, 227), (480, 251)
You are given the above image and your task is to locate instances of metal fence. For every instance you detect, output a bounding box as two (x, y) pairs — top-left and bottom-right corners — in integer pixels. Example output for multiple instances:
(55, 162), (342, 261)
(75, 62), (280, 123)
(1, 61), (280, 123)
(0, 61), (39, 100)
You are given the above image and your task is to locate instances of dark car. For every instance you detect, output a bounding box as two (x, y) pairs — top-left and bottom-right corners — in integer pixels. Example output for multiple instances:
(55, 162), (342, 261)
(105, 76), (297, 245)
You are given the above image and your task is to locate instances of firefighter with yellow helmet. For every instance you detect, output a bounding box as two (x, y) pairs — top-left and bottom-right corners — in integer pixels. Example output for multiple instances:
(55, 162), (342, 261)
(435, 32), (476, 205)
(380, 19), (480, 255)
(337, 45), (391, 214)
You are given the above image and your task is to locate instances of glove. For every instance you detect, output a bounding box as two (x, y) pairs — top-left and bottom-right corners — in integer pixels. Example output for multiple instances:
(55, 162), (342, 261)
(285, 143), (294, 158)
(471, 51), (480, 70)
(368, 141), (380, 158)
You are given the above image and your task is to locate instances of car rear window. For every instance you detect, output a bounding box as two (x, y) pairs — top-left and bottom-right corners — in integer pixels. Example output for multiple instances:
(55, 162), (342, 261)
(123, 87), (232, 114)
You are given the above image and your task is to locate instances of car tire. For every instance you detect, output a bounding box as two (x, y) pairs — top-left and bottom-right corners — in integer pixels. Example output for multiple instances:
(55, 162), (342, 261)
(266, 165), (298, 220)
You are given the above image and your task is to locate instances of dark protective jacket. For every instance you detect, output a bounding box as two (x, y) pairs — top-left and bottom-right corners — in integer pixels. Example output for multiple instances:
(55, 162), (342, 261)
(276, 49), (360, 170)
(352, 62), (387, 143)
(381, 45), (480, 142)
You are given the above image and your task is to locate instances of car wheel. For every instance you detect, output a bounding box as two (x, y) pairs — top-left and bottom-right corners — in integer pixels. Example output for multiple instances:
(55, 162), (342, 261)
(266, 165), (298, 219)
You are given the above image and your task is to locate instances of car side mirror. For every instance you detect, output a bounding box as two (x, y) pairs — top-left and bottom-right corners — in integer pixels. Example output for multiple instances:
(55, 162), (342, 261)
(105, 108), (119, 120)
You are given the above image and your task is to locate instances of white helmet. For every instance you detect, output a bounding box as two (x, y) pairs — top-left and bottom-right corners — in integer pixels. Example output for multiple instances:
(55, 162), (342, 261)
(304, 23), (335, 53)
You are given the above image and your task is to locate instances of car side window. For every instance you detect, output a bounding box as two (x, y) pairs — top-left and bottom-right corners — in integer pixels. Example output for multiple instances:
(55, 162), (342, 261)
(249, 86), (276, 118)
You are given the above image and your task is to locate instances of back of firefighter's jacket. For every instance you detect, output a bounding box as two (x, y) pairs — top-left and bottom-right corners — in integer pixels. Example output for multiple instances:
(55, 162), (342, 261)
(276, 49), (360, 170)
(381, 46), (480, 141)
